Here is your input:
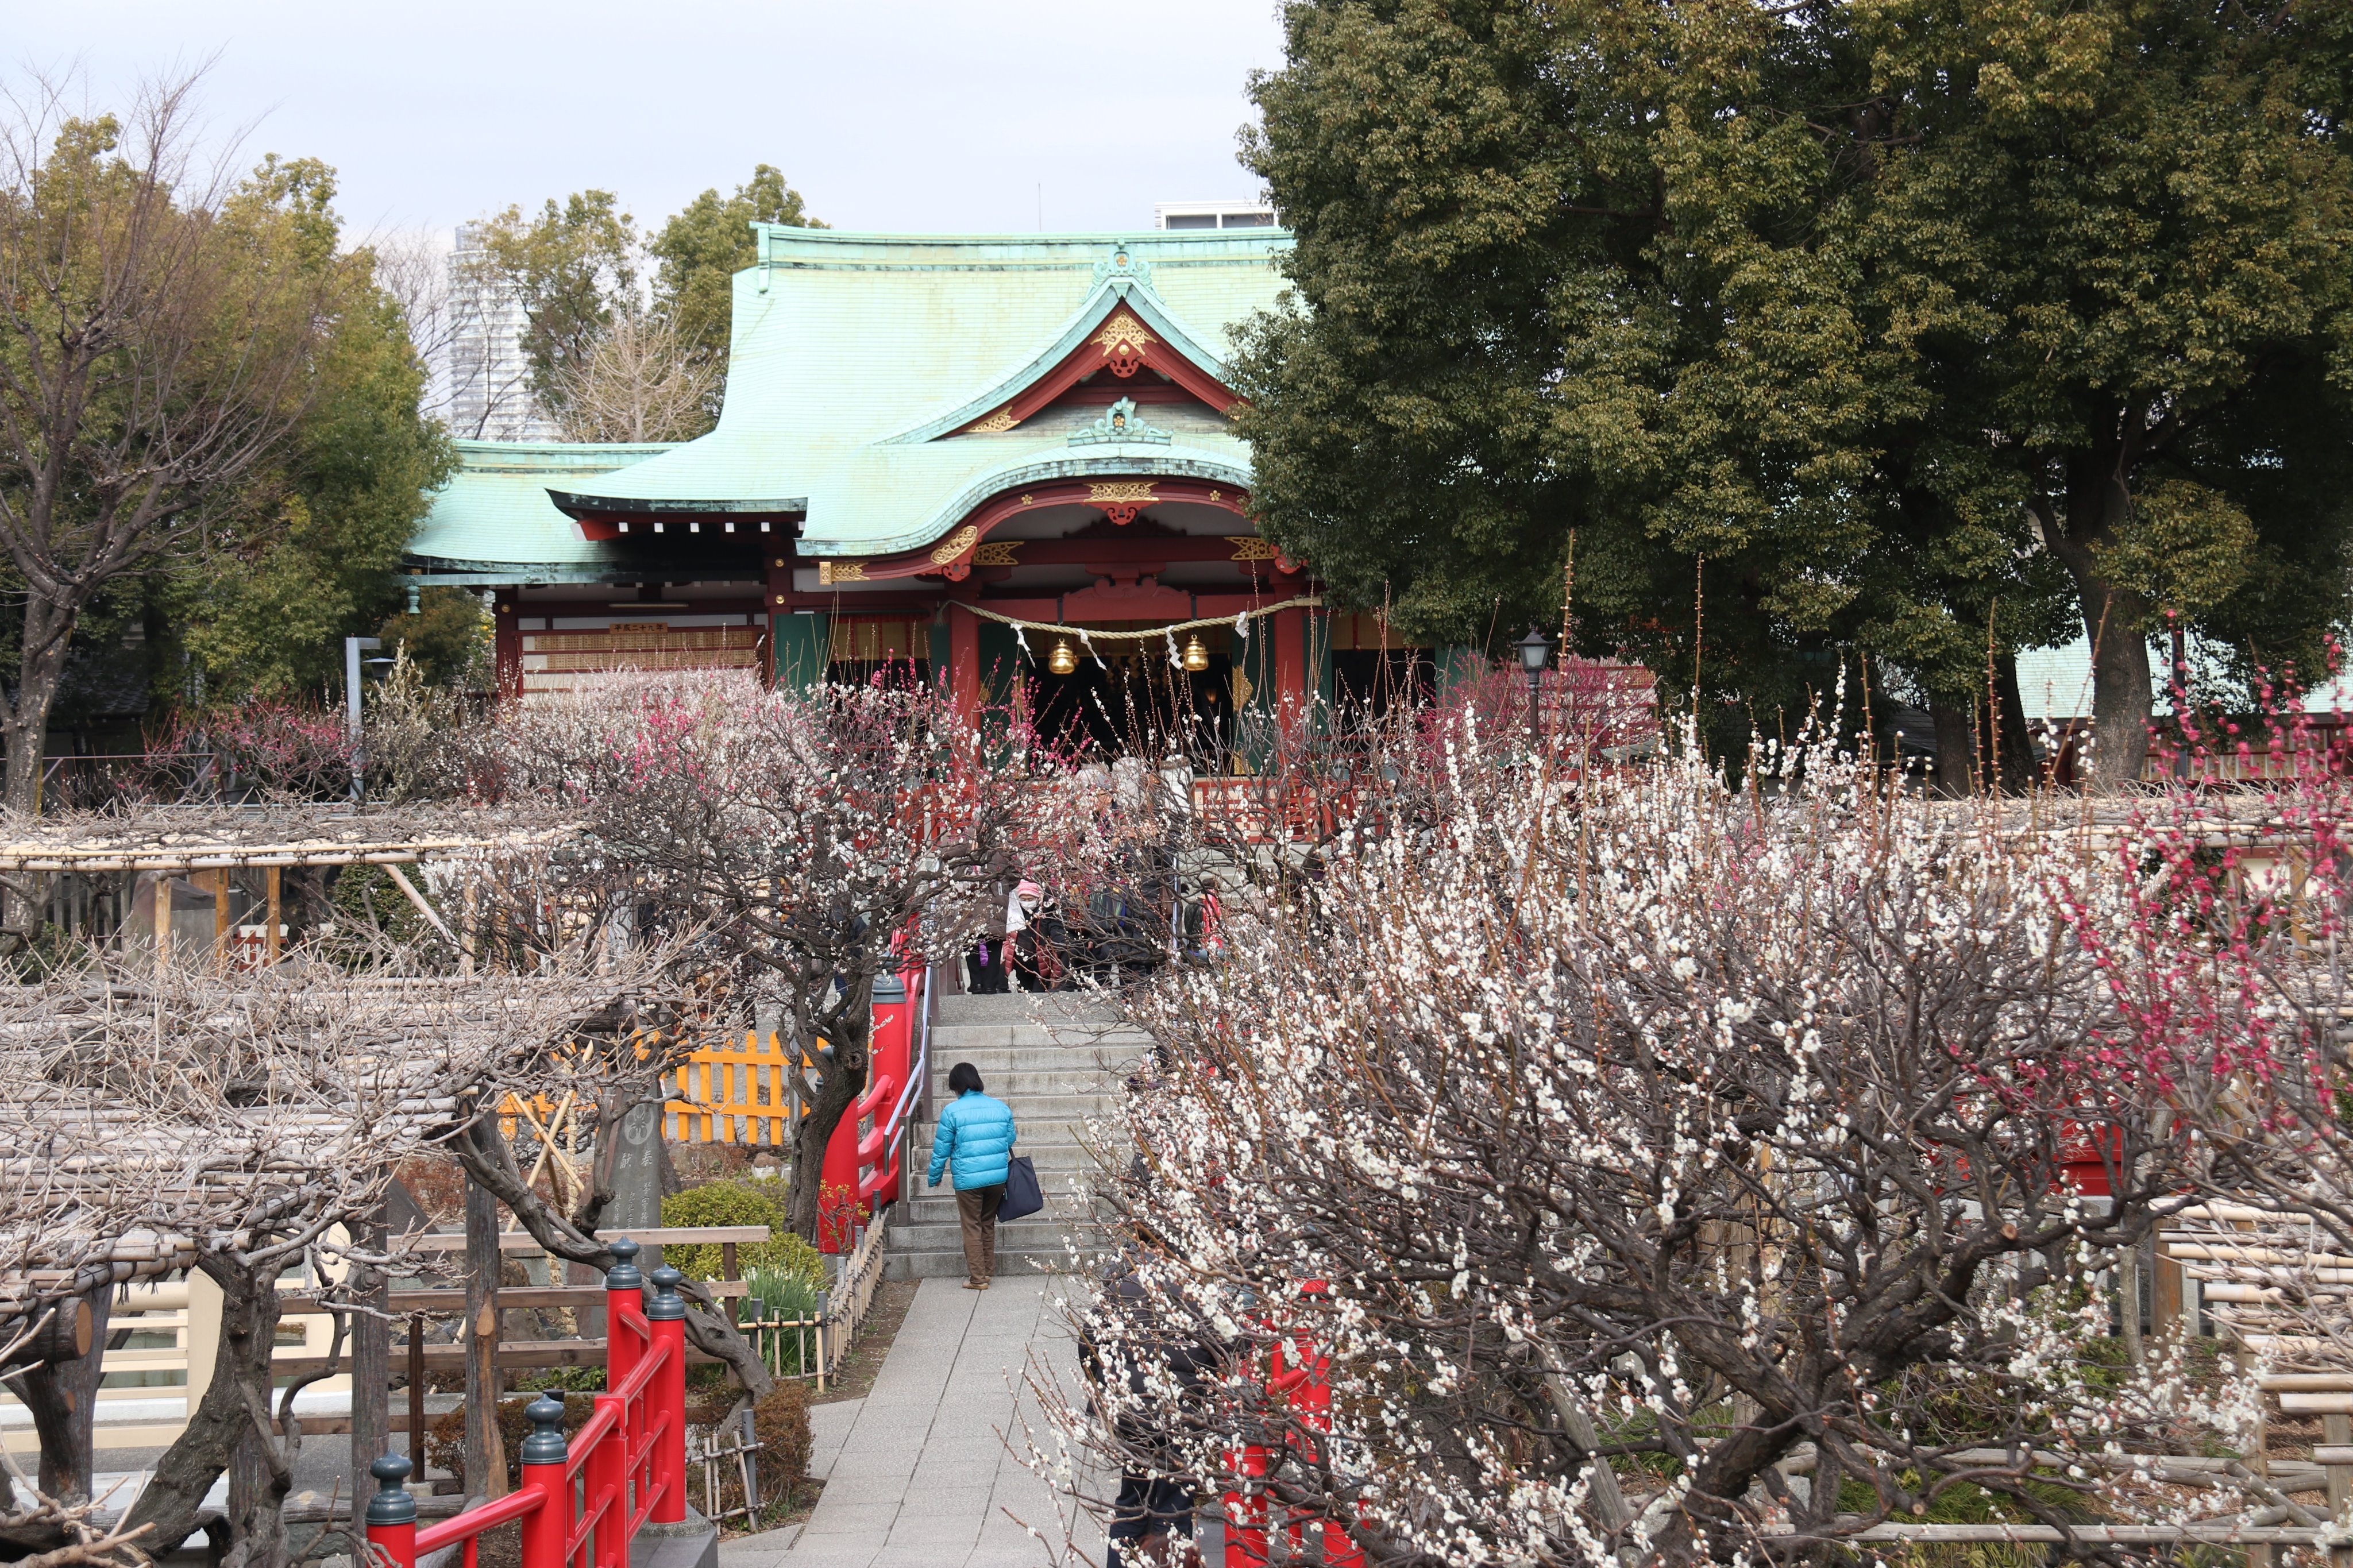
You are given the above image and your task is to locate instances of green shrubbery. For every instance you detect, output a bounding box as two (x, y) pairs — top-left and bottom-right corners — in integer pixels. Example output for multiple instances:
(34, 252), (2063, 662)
(659, 1177), (824, 1284)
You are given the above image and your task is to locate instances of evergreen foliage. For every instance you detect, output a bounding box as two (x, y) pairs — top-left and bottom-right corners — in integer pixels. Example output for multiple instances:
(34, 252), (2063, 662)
(1235, 0), (2353, 779)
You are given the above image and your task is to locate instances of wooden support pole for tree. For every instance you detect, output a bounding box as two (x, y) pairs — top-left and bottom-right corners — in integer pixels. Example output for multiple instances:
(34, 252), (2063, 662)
(463, 1171), (507, 1499)
(265, 866), (281, 965)
(18, 1292), (108, 1503)
(153, 870), (170, 972)
(211, 868), (230, 969)
(2325, 1413), (2350, 1523)
(350, 1194), (391, 1534)
(407, 1314), (426, 1477)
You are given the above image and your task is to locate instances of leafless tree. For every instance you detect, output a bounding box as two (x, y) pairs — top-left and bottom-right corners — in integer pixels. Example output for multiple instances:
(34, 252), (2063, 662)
(0, 933), (676, 1568)
(549, 311), (715, 443)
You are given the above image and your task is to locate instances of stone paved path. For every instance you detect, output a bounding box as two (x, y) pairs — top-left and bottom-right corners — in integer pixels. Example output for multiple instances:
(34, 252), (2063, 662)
(720, 1277), (1099, 1568)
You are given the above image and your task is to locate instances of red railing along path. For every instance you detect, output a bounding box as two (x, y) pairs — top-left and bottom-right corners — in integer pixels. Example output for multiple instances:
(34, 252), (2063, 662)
(365, 1239), (689, 1568)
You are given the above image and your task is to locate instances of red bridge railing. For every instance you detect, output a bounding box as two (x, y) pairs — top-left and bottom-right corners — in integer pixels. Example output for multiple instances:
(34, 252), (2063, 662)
(364, 1238), (688, 1568)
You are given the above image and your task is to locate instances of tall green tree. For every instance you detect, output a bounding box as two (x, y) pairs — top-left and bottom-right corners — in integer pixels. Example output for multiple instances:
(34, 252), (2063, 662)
(0, 80), (350, 824)
(173, 159), (456, 700)
(650, 164), (824, 371)
(1236, 0), (2353, 784)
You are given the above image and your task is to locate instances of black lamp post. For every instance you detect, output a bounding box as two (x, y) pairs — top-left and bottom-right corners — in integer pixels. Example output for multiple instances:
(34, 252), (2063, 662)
(1516, 627), (1552, 745)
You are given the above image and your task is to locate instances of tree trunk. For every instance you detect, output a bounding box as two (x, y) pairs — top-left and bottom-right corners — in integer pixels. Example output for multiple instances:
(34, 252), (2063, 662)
(19, 1291), (107, 1503)
(1928, 696), (1978, 797)
(3, 597), (75, 817)
(449, 1114), (776, 1405)
(125, 1256), (283, 1559)
(1989, 651), (2038, 794)
(787, 979), (874, 1243)
(2048, 448), (2155, 790)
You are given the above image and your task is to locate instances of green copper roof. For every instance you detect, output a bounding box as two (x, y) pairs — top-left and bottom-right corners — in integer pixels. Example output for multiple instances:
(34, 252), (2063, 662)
(507, 229), (1288, 560)
(408, 441), (674, 569)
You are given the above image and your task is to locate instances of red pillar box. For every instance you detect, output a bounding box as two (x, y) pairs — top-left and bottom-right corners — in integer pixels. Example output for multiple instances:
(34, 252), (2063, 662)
(818, 967), (915, 1252)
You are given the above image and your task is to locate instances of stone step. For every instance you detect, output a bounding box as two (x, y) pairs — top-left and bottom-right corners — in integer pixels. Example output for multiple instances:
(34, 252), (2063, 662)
(912, 1091), (1116, 1122)
(912, 1137), (1108, 1171)
(924, 1034), (1148, 1063)
(917, 1052), (1120, 1079)
(918, 1073), (1118, 1100)
(896, 1187), (1102, 1222)
(933, 994), (1121, 1026)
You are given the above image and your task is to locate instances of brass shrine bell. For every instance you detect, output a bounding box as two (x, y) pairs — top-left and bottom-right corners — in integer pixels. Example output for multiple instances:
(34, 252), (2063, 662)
(1048, 639), (1078, 675)
(1181, 635), (1209, 673)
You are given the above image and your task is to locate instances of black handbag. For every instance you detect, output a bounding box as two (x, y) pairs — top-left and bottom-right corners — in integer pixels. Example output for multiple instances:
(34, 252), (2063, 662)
(997, 1154), (1044, 1222)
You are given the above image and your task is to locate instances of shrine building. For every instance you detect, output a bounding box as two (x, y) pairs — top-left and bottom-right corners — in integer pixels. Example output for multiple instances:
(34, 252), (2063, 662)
(405, 227), (1428, 766)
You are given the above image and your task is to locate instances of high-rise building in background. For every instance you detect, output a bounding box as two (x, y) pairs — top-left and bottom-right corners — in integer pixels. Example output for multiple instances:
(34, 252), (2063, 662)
(444, 223), (557, 442)
(1154, 200), (1278, 231)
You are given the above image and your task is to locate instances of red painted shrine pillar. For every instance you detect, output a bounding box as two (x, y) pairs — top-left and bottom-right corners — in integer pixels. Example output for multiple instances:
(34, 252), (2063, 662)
(1274, 609), (1307, 734)
(949, 602), (981, 727)
(493, 591), (522, 699)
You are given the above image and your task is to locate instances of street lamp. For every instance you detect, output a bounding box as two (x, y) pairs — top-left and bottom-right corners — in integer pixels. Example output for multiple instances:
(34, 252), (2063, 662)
(345, 636), (383, 802)
(1515, 627), (1551, 745)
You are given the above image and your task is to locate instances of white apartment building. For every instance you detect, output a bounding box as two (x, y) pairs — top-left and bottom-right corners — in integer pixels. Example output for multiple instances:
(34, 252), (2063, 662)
(1154, 200), (1279, 231)
(444, 223), (558, 442)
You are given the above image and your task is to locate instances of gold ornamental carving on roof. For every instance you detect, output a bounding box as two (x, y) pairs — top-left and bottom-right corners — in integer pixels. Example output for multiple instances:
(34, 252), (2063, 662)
(963, 406), (1021, 434)
(818, 561), (869, 584)
(1087, 482), (1158, 506)
(1092, 312), (1158, 377)
(929, 525), (981, 565)
(971, 542), (1023, 566)
(1230, 537), (1279, 561)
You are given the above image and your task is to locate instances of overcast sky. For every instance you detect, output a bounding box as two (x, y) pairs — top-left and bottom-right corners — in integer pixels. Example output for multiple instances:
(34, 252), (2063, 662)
(11, 0), (1288, 245)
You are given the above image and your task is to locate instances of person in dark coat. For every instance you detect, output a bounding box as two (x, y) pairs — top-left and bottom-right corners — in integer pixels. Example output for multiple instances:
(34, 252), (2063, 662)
(1081, 1260), (1220, 1567)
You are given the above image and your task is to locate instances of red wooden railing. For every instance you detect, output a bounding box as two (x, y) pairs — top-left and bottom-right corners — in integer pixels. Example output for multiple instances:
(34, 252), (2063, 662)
(364, 1238), (688, 1568)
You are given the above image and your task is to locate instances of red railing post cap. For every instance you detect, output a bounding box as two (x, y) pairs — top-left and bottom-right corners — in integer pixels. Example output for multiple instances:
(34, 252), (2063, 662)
(519, 1394), (569, 1465)
(366, 1454), (417, 1525)
(605, 1237), (643, 1291)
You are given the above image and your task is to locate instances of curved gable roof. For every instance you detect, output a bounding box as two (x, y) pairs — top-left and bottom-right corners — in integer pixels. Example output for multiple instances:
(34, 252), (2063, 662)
(547, 228), (1289, 557)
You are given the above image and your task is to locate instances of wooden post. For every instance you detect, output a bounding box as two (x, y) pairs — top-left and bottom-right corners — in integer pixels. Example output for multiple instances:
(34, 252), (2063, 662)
(350, 1196), (391, 1534)
(211, 868), (230, 968)
(2153, 1245), (2185, 1340)
(407, 1314), (426, 1476)
(153, 870), (171, 972)
(463, 1173), (507, 1499)
(461, 877), (478, 980)
(2326, 1412), (2351, 1523)
(722, 1241), (740, 1325)
(949, 602), (981, 728)
(265, 867), (282, 965)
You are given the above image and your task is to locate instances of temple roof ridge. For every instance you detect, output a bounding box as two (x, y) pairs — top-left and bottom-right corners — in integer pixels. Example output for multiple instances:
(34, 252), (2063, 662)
(878, 254), (1238, 445)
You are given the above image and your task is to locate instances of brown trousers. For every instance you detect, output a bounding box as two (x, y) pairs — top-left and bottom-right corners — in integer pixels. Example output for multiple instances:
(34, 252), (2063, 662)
(956, 1184), (1005, 1286)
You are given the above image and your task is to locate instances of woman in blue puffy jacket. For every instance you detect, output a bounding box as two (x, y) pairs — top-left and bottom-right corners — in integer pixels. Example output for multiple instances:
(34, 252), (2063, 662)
(928, 1062), (1018, 1289)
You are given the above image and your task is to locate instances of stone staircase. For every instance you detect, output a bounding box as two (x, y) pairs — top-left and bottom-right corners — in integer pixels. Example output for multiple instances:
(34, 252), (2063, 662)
(883, 991), (1140, 1281)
